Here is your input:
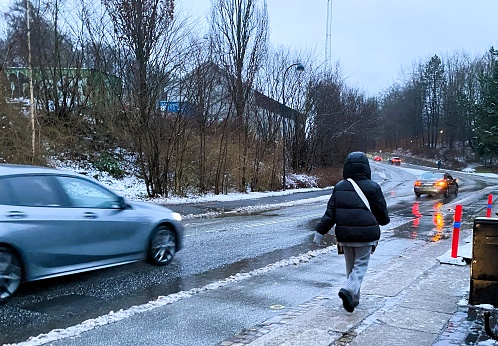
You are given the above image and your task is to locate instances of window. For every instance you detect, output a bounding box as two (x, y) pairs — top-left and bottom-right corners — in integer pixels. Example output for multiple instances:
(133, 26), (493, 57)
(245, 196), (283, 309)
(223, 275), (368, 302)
(8, 175), (63, 207)
(57, 176), (118, 208)
(421, 172), (444, 180)
(0, 178), (13, 205)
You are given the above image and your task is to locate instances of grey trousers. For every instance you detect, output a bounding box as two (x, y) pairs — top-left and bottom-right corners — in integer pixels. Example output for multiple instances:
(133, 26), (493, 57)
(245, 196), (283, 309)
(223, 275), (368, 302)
(342, 246), (372, 304)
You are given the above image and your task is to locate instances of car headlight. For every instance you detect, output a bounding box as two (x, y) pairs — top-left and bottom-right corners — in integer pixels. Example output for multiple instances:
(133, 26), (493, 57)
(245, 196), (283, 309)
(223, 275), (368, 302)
(172, 212), (182, 221)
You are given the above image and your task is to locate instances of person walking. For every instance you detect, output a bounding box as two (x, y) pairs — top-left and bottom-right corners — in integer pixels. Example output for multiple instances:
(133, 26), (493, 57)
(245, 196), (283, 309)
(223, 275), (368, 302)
(437, 160), (442, 170)
(313, 151), (390, 313)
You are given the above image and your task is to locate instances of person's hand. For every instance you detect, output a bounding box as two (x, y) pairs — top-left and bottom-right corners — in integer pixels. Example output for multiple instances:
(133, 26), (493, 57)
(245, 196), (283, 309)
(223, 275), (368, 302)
(312, 232), (323, 245)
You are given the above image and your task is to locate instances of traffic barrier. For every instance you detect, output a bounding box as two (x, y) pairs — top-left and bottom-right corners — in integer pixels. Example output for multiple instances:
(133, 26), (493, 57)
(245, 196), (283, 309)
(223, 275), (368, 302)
(451, 204), (463, 258)
(486, 194), (493, 218)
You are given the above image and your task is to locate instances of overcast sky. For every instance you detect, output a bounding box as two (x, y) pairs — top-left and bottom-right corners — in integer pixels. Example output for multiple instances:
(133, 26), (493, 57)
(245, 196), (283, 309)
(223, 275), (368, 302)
(2, 0), (497, 96)
(179, 0), (498, 96)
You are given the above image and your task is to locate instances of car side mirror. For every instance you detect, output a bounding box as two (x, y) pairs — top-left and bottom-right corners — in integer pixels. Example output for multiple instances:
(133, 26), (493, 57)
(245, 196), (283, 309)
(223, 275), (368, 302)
(113, 196), (129, 209)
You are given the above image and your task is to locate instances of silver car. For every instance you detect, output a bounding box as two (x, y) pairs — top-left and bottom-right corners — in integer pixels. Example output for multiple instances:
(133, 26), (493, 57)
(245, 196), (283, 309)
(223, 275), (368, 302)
(0, 164), (184, 303)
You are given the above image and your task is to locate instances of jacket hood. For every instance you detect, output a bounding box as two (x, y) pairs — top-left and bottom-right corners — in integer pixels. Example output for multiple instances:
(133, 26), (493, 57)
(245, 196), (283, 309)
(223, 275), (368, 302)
(342, 151), (371, 180)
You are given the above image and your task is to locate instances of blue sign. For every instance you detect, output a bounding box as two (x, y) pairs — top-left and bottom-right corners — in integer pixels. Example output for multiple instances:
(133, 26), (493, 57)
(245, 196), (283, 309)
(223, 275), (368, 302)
(158, 101), (193, 115)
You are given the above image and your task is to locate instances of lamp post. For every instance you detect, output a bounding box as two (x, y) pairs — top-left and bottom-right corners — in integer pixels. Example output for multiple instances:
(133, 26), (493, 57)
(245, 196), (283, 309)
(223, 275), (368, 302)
(281, 62), (305, 190)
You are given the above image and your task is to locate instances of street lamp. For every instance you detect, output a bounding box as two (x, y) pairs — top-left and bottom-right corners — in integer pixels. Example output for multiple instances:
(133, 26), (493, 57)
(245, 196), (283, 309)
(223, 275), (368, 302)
(281, 62), (305, 190)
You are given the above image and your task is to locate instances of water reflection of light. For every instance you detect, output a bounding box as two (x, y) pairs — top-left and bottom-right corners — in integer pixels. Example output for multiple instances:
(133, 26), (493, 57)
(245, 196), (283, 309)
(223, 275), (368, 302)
(431, 202), (445, 242)
(411, 202), (421, 238)
(412, 202), (422, 227)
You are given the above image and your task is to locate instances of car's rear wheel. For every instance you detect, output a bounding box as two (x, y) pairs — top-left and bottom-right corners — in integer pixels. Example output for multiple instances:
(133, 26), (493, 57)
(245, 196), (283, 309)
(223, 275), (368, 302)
(147, 226), (177, 266)
(0, 247), (22, 304)
(455, 187), (459, 196)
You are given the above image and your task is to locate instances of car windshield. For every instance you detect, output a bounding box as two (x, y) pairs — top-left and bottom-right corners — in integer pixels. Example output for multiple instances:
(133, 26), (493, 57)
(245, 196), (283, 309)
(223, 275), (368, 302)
(420, 172), (444, 180)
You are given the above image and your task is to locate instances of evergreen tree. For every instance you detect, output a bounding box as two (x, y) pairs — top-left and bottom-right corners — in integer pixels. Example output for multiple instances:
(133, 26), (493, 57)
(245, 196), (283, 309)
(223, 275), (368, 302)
(475, 48), (498, 164)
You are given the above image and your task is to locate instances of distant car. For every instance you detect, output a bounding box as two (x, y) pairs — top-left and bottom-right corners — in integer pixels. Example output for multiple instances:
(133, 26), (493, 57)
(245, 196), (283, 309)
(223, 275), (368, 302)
(0, 164), (184, 303)
(373, 156), (382, 161)
(414, 171), (459, 198)
(390, 157), (401, 165)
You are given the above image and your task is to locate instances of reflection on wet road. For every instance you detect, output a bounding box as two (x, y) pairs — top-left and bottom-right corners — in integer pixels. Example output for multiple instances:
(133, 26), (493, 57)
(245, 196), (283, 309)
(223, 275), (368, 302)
(431, 202), (445, 242)
(388, 198), (454, 242)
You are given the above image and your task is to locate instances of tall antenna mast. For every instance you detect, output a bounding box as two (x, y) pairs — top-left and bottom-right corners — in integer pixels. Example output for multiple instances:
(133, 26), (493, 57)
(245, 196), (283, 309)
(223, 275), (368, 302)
(325, 0), (332, 68)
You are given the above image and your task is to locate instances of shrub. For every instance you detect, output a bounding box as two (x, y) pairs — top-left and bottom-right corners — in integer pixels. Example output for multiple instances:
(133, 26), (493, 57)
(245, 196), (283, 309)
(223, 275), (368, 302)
(310, 167), (343, 187)
(92, 153), (125, 179)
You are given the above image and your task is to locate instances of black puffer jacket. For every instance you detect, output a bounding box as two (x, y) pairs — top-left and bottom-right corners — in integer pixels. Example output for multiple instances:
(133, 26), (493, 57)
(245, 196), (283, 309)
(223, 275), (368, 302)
(315, 152), (390, 242)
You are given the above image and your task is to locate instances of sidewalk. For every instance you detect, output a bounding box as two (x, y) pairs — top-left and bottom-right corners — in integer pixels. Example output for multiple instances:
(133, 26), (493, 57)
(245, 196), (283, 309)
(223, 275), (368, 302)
(217, 232), (498, 346)
(35, 224), (498, 346)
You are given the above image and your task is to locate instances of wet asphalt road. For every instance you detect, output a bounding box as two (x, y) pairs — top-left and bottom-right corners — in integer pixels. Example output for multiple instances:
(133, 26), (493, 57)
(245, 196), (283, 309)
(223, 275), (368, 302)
(165, 188), (334, 217)
(1, 162), (497, 345)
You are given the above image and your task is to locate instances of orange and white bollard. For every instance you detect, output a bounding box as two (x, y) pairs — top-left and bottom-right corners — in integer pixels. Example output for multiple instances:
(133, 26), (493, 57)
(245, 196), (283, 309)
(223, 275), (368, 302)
(451, 204), (463, 258)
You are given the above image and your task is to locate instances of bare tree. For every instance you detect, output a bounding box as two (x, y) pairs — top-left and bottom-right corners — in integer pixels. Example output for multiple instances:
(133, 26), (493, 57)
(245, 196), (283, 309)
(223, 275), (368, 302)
(100, 0), (197, 197)
(441, 52), (486, 156)
(209, 0), (269, 192)
(3, 0), (109, 160)
(377, 52), (487, 159)
(251, 47), (293, 190)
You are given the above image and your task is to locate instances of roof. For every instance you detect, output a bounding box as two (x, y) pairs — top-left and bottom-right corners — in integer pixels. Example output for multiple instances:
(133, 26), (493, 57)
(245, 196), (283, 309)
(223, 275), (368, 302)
(254, 90), (304, 119)
(0, 164), (74, 176)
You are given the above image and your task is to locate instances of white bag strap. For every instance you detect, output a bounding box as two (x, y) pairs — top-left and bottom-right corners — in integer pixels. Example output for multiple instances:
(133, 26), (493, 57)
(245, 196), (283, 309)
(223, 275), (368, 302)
(347, 178), (371, 211)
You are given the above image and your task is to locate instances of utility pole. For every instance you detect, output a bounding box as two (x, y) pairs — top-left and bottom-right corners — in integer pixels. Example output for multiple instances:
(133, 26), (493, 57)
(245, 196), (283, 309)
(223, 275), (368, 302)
(26, 0), (36, 160)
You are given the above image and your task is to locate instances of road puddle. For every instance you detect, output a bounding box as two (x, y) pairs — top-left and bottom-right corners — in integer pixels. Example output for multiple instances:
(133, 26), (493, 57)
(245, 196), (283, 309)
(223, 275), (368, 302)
(390, 201), (454, 241)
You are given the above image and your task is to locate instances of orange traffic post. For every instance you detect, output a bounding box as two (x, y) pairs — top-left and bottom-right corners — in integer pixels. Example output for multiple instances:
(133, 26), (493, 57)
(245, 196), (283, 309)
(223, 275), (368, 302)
(486, 194), (493, 217)
(451, 204), (463, 258)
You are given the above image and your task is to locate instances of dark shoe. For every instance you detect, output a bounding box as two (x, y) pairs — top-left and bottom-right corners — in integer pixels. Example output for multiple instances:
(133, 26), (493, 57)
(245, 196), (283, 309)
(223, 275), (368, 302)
(338, 289), (355, 313)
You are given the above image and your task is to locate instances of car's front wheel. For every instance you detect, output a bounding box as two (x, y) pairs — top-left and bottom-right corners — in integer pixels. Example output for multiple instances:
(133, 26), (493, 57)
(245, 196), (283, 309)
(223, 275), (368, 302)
(444, 188), (450, 198)
(0, 247), (22, 304)
(147, 226), (177, 266)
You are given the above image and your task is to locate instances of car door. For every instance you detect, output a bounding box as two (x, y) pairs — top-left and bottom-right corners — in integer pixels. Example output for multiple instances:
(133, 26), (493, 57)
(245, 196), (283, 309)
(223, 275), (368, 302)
(1, 174), (81, 279)
(52, 176), (151, 267)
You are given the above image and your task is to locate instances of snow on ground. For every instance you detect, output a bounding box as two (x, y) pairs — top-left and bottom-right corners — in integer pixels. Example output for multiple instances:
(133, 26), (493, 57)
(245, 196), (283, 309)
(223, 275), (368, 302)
(49, 158), (497, 217)
(49, 158), (327, 205)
